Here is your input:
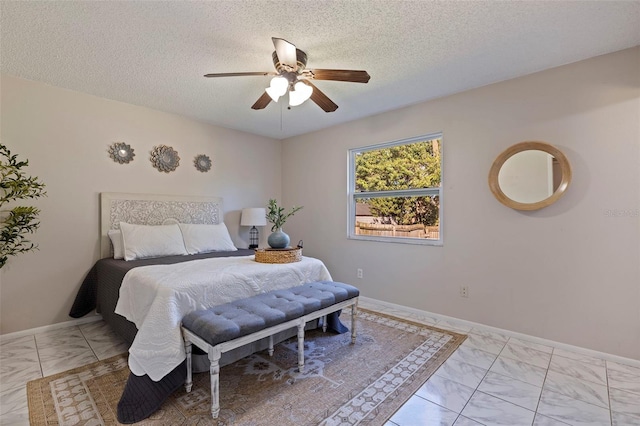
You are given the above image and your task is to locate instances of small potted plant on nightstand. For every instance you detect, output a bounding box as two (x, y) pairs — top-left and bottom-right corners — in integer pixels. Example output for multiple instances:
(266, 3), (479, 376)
(265, 199), (303, 249)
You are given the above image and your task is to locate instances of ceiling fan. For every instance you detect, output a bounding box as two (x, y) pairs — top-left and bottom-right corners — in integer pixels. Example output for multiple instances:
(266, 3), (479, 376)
(204, 37), (370, 113)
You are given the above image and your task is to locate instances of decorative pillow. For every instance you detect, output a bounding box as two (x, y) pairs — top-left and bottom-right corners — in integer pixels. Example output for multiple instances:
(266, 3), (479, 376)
(178, 223), (237, 254)
(108, 229), (124, 259)
(120, 222), (188, 261)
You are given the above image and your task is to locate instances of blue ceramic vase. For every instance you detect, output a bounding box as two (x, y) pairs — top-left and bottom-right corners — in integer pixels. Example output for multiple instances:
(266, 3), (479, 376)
(268, 228), (290, 249)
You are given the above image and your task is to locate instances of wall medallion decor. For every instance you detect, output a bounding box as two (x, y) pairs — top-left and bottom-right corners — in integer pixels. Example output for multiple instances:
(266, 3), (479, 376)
(150, 145), (180, 173)
(108, 142), (135, 164)
(193, 154), (212, 172)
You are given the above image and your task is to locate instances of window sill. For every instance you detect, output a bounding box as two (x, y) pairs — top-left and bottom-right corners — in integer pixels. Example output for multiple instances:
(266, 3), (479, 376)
(347, 235), (443, 246)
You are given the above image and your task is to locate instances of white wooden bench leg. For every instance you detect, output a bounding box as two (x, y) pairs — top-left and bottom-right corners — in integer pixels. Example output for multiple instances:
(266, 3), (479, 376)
(351, 302), (358, 344)
(209, 346), (222, 419)
(297, 320), (305, 373)
(322, 315), (328, 332)
(184, 294), (359, 419)
(184, 339), (193, 392)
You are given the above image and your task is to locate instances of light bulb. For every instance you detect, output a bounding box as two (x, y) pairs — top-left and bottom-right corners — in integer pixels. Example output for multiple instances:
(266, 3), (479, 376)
(271, 77), (288, 94)
(289, 81), (313, 107)
(266, 87), (281, 102)
(266, 76), (288, 101)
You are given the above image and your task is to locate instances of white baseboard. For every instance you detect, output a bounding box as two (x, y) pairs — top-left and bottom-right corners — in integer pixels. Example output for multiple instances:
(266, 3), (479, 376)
(359, 296), (640, 369)
(0, 314), (103, 343)
(3, 298), (638, 369)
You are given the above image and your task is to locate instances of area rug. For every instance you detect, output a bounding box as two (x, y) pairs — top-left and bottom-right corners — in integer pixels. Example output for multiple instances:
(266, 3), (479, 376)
(27, 309), (466, 425)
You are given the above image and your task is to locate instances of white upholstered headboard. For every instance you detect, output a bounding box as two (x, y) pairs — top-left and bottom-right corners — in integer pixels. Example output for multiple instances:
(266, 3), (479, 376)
(100, 192), (223, 258)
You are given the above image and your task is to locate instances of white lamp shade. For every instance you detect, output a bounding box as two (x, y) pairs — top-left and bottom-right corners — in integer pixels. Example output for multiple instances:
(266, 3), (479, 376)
(240, 208), (267, 226)
(266, 76), (288, 102)
(265, 86), (282, 102)
(289, 81), (313, 106)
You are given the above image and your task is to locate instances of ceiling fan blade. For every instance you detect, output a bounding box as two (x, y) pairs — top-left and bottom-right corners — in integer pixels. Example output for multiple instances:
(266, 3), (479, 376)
(308, 69), (371, 83)
(304, 81), (338, 113)
(251, 91), (272, 110)
(272, 37), (297, 69)
(204, 72), (275, 78)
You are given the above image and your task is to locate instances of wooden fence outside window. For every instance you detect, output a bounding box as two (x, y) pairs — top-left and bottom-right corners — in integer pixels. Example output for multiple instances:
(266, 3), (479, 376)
(355, 223), (439, 240)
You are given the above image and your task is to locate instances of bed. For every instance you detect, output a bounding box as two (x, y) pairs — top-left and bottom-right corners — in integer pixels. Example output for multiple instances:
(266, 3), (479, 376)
(69, 192), (340, 422)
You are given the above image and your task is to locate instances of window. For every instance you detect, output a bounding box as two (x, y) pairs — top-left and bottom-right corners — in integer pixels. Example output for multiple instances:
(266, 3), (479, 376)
(348, 133), (442, 245)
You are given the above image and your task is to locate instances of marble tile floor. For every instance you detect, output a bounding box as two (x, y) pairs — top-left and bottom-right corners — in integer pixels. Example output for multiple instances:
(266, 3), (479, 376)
(1, 302), (639, 426)
(0, 320), (128, 425)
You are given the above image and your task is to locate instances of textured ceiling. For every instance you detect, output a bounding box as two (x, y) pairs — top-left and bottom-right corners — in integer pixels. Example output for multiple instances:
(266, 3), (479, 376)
(2, 1), (639, 140)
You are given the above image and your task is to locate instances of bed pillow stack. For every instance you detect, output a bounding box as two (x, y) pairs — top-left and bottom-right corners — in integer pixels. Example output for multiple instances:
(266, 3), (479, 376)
(111, 222), (238, 260)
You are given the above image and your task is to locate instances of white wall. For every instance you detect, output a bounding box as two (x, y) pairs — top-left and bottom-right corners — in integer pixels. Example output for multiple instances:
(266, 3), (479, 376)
(0, 75), (281, 333)
(282, 47), (640, 360)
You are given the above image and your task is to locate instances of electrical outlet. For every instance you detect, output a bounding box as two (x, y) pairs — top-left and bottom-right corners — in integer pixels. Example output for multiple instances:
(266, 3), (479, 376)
(460, 286), (469, 298)
(357, 268), (363, 279)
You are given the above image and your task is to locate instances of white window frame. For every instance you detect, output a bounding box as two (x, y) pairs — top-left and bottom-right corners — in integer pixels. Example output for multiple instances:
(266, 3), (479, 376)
(347, 132), (443, 246)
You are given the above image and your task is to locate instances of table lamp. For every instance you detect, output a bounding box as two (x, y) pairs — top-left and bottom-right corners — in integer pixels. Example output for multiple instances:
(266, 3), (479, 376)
(240, 208), (267, 249)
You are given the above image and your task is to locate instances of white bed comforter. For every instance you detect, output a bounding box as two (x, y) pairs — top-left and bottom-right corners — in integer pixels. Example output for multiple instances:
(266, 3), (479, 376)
(114, 255), (332, 381)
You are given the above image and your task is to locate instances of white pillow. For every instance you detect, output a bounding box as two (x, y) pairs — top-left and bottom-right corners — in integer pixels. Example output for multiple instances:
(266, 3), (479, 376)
(120, 222), (188, 261)
(178, 223), (238, 254)
(108, 230), (124, 259)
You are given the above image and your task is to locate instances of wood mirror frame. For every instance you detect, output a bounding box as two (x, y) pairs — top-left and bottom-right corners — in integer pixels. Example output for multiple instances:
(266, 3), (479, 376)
(488, 141), (572, 211)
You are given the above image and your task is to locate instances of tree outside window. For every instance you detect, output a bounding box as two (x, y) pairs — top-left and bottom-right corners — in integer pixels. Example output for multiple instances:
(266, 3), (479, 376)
(348, 134), (442, 244)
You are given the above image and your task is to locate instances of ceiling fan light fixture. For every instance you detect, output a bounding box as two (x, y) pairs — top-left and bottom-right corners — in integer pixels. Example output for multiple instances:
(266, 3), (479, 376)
(266, 76), (288, 101)
(289, 81), (313, 107)
(205, 37), (369, 112)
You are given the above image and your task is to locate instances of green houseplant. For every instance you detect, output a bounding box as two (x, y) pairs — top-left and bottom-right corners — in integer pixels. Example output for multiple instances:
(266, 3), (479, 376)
(0, 144), (46, 268)
(265, 199), (303, 248)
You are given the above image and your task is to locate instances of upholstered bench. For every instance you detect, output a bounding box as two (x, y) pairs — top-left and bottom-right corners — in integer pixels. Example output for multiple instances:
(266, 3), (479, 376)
(181, 281), (360, 418)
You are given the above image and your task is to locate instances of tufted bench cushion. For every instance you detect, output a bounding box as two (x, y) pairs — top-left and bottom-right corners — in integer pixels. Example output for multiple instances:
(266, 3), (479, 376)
(182, 281), (359, 347)
(181, 281), (359, 419)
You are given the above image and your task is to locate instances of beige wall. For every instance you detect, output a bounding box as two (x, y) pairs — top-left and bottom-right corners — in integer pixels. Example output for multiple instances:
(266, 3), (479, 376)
(0, 75), (281, 333)
(282, 47), (640, 360)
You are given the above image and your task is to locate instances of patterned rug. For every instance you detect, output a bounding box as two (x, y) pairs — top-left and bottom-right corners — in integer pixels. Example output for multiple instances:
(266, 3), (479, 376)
(27, 309), (466, 425)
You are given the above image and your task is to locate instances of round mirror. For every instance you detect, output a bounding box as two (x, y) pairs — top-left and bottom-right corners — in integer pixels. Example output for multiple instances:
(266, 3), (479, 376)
(488, 141), (571, 211)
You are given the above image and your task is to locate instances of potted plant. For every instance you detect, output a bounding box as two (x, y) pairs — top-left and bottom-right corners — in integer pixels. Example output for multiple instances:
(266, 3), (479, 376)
(0, 143), (46, 268)
(265, 199), (303, 248)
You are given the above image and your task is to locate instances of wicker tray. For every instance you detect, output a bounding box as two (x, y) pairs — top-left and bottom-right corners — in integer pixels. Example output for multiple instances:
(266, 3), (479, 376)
(254, 247), (302, 264)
